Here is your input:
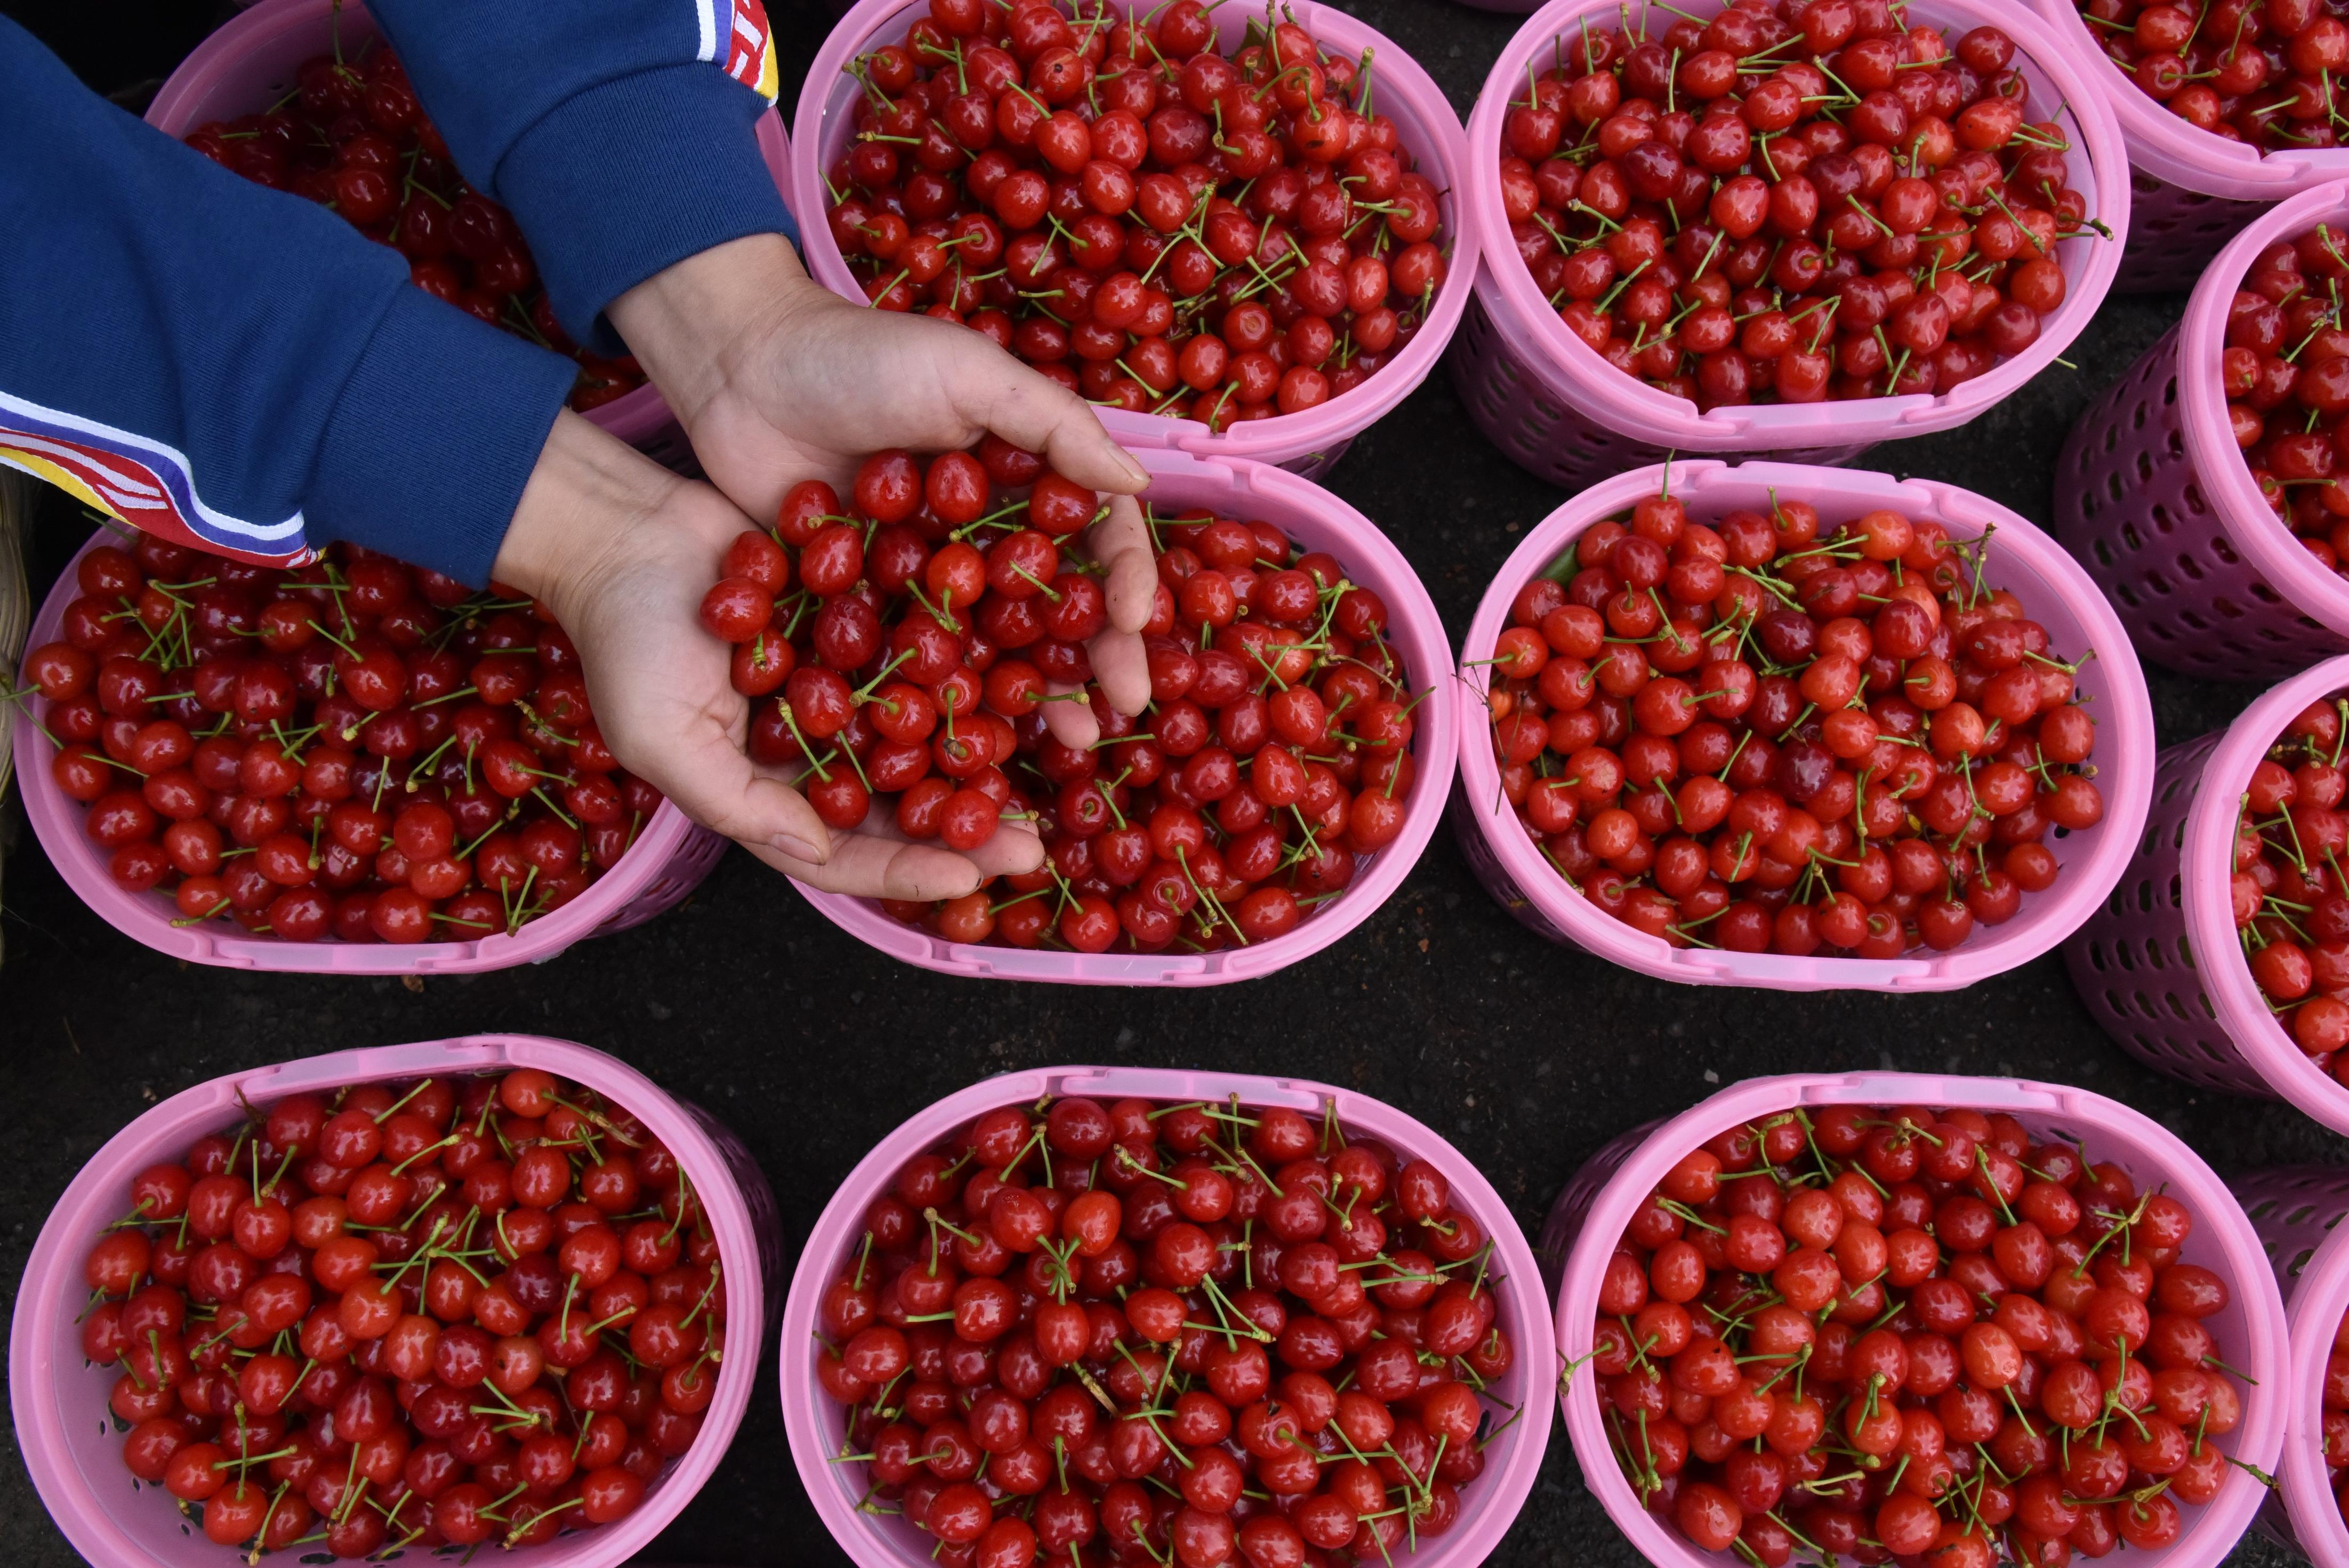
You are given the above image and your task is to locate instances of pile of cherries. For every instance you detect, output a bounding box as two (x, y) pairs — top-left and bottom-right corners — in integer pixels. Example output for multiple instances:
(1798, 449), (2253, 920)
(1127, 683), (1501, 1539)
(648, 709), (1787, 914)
(813, 1091), (1515, 1567)
(20, 531), (659, 945)
(1499, 4), (2095, 408)
(2226, 690), (2349, 1064)
(822, 0), (1448, 427)
(2074, 0), (2349, 150)
(1594, 1103), (2246, 1567)
(181, 41), (646, 411)
(699, 445), (1417, 954)
(77, 1068), (729, 1557)
(2223, 221), (2349, 577)
(1481, 486), (2105, 958)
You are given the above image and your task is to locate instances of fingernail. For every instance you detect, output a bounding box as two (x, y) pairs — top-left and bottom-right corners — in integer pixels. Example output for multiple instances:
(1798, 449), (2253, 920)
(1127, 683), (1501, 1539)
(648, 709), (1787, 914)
(776, 833), (824, 863)
(1117, 453), (1151, 489)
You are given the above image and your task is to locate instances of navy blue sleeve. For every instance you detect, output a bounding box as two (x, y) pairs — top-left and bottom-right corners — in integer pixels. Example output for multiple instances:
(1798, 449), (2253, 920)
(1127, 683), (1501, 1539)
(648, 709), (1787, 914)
(0, 18), (577, 586)
(368, 0), (798, 356)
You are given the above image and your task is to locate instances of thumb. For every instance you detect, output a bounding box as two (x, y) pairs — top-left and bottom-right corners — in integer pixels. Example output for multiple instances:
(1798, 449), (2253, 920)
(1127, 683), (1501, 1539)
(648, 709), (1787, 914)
(953, 336), (1152, 495)
(639, 724), (833, 866)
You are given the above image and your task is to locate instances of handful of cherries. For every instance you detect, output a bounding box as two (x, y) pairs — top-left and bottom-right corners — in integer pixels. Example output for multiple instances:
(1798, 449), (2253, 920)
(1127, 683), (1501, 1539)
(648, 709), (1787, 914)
(700, 445), (1417, 955)
(19, 532), (656, 945)
(814, 1091), (1516, 1568)
(822, 0), (1448, 427)
(1481, 485), (2102, 959)
(2074, 0), (2348, 151)
(2223, 691), (2349, 1065)
(78, 1068), (729, 1558)
(181, 39), (646, 411)
(1594, 1104), (2246, 1567)
(1499, 3), (2095, 409)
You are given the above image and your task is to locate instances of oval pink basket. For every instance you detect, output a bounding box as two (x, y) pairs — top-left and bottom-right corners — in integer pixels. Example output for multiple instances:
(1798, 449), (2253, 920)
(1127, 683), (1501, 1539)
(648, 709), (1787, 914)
(2055, 183), (2349, 682)
(790, 0), (1474, 481)
(11, 1033), (784, 1568)
(2063, 654), (2349, 1134)
(13, 526), (728, 973)
(778, 1064), (1555, 1568)
(2235, 1166), (2349, 1566)
(2023, 0), (2349, 293)
(1451, 457), (2156, 991)
(1540, 1072), (2290, 1568)
(789, 445), (1458, 984)
(1453, 0), (2130, 490)
(146, 0), (793, 471)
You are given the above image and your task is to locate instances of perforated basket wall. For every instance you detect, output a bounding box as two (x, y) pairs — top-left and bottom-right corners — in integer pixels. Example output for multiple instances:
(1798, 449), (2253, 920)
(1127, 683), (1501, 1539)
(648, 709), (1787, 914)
(2234, 1165), (2349, 1565)
(2064, 654), (2349, 1137)
(2055, 183), (2349, 680)
(1445, 290), (1874, 490)
(2118, 172), (2273, 295)
(2063, 733), (2260, 1092)
(2055, 323), (2349, 679)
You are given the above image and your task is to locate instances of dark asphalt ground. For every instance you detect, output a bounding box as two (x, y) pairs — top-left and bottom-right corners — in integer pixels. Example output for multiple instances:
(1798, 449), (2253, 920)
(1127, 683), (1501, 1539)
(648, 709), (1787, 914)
(0, 1), (2338, 1564)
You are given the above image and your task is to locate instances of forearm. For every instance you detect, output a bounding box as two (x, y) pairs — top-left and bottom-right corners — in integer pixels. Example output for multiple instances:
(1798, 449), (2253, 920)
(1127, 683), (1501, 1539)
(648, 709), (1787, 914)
(368, 0), (797, 355)
(490, 411), (679, 621)
(0, 18), (574, 583)
(604, 234), (816, 429)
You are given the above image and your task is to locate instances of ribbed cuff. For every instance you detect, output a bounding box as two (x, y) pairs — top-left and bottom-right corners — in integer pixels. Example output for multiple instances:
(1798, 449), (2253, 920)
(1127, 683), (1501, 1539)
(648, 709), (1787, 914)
(498, 63), (798, 355)
(309, 287), (577, 588)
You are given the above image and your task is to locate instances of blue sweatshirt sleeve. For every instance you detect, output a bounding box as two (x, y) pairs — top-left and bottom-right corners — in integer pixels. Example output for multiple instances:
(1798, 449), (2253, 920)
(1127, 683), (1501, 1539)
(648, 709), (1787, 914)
(0, 18), (577, 586)
(368, 0), (798, 357)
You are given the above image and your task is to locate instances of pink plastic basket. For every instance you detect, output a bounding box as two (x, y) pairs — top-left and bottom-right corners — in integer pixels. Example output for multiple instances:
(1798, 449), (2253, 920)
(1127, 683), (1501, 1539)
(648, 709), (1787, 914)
(1451, 457), (2156, 991)
(789, 445), (1458, 984)
(2054, 184), (2349, 682)
(790, 0), (1474, 481)
(1539, 1072), (2291, 1568)
(11, 1033), (784, 1568)
(2235, 1166), (2349, 1565)
(777, 1064), (1556, 1568)
(1453, 0), (2130, 491)
(2063, 654), (2349, 1133)
(146, 0), (794, 472)
(2023, 0), (2349, 293)
(13, 526), (728, 973)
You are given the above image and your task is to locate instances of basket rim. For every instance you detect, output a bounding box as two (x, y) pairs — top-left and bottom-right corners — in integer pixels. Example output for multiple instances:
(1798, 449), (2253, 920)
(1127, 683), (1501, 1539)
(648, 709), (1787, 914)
(778, 1064), (1556, 1568)
(15, 526), (710, 974)
(2020, 0), (2349, 200)
(1449, 457), (2158, 991)
(1549, 1072), (2291, 1568)
(785, 445), (1460, 985)
(10, 1034), (768, 1568)
(2173, 653), (2349, 1137)
(788, 0), (1478, 470)
(1460, 0), (2131, 447)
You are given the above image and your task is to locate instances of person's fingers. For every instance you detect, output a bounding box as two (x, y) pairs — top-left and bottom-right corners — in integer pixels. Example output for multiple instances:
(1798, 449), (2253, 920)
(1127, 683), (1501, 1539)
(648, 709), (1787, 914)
(950, 335), (1151, 494)
(760, 829), (983, 900)
(962, 818), (1045, 879)
(1089, 495), (1160, 636)
(1041, 681), (1102, 749)
(1088, 627), (1152, 720)
(760, 811), (1040, 897)
(632, 721), (833, 866)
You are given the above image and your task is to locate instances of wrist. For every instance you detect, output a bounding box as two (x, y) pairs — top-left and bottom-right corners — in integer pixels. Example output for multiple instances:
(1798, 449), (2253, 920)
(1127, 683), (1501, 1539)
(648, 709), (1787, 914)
(608, 233), (825, 430)
(492, 410), (679, 624)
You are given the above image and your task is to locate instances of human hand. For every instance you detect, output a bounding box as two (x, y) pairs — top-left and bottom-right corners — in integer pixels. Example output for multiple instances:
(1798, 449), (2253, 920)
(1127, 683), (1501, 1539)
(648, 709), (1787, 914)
(608, 234), (1159, 746)
(494, 412), (1043, 899)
